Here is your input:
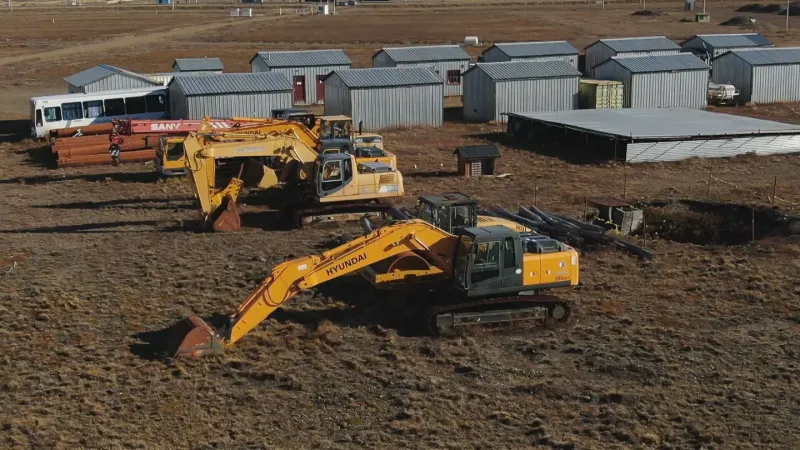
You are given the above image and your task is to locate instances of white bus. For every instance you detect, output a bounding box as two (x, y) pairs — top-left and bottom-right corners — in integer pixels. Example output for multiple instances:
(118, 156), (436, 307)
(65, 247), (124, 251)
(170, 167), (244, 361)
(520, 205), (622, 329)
(30, 87), (168, 138)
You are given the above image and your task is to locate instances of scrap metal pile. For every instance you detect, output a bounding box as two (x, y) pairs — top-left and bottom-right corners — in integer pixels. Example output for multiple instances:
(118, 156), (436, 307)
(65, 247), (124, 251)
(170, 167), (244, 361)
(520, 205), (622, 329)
(479, 205), (654, 260)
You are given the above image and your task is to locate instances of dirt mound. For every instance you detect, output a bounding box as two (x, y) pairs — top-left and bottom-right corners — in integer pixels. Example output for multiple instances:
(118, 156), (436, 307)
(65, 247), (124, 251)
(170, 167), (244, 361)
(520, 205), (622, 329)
(737, 3), (764, 12)
(721, 15), (758, 26)
(632, 9), (665, 16)
(638, 199), (799, 245)
(761, 3), (784, 12)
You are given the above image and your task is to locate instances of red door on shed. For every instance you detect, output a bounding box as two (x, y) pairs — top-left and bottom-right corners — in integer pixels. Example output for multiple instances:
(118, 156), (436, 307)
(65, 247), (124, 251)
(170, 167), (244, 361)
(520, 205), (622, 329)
(293, 76), (306, 103)
(316, 75), (326, 103)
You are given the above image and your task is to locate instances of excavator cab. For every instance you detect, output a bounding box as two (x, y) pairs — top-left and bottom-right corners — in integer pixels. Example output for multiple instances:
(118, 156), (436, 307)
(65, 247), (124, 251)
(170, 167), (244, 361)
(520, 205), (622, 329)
(452, 226), (525, 297)
(414, 192), (478, 235)
(155, 136), (189, 176)
(272, 108), (315, 130)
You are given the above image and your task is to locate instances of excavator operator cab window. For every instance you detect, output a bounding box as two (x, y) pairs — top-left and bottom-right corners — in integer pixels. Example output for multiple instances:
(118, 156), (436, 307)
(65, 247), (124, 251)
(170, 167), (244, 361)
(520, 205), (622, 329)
(166, 142), (184, 161)
(451, 205), (472, 231)
(471, 241), (500, 284)
(416, 201), (434, 224)
(320, 158), (353, 193)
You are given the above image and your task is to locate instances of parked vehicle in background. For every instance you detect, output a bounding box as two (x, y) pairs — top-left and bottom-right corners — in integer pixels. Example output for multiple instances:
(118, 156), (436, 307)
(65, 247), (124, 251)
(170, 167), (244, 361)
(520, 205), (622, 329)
(30, 87), (168, 138)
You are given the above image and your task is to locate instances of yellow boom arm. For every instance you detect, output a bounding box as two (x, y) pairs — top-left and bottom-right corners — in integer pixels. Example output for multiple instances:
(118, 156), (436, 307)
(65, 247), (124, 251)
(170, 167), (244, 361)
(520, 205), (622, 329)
(224, 219), (456, 346)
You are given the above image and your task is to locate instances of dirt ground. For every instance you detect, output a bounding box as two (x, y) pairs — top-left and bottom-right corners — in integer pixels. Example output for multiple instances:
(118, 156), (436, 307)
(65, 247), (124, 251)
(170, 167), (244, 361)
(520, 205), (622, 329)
(1, 2), (800, 449)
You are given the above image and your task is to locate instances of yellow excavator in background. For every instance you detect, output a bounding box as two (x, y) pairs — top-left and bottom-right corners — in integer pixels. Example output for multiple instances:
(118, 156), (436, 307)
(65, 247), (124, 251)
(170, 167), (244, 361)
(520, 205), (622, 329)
(171, 204), (580, 358)
(155, 118), (397, 177)
(183, 128), (404, 231)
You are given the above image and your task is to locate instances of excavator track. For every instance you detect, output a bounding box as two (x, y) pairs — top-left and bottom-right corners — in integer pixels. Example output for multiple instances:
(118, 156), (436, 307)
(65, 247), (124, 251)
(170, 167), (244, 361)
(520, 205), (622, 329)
(288, 200), (394, 227)
(424, 294), (570, 335)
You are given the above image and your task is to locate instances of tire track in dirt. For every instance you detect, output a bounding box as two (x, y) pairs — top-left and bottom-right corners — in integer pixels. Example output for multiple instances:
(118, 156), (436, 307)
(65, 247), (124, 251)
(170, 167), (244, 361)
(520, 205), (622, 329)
(0, 15), (281, 67)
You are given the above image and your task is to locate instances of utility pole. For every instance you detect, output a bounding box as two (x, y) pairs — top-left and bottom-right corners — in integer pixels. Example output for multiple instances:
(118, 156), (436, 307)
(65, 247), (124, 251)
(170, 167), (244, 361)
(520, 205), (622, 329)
(787, 0), (790, 33)
(703, 0), (706, 13)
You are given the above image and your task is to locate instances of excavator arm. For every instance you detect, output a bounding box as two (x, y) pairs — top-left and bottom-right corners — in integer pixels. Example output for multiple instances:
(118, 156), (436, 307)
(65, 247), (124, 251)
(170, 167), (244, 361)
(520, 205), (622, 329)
(174, 219), (457, 358)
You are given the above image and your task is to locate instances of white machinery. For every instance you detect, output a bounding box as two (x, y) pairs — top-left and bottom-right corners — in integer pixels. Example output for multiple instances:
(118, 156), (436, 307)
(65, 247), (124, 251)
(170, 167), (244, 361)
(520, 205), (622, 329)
(708, 82), (739, 106)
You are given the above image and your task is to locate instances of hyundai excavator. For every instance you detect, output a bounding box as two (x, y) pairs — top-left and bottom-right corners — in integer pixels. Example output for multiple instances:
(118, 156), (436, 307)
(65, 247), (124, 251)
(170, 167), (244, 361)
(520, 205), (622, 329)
(183, 129), (404, 231)
(169, 200), (579, 358)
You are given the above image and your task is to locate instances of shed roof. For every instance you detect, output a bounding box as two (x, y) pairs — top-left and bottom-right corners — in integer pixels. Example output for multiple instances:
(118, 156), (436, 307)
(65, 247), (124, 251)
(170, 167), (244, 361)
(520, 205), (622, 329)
(250, 49), (352, 68)
(172, 58), (224, 72)
(589, 36), (680, 53)
(600, 53), (710, 73)
(487, 41), (580, 57)
(454, 145), (501, 159)
(466, 60), (581, 81)
(170, 72), (292, 95)
(681, 33), (772, 49)
(716, 47), (800, 66)
(63, 64), (159, 88)
(376, 45), (471, 63)
(330, 67), (443, 88)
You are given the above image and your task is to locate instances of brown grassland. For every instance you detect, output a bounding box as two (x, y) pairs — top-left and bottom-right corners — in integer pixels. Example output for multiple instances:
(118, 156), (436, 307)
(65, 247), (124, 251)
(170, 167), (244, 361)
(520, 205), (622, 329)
(0, 1), (799, 449)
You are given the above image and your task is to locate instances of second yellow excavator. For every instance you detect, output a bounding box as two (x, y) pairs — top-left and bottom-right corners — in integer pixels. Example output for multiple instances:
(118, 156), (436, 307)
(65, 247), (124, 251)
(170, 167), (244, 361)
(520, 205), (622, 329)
(170, 203), (580, 358)
(183, 128), (404, 231)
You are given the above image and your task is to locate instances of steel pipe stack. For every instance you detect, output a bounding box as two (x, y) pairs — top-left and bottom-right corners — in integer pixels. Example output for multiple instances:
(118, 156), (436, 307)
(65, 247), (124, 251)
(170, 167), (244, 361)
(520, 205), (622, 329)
(50, 134), (160, 167)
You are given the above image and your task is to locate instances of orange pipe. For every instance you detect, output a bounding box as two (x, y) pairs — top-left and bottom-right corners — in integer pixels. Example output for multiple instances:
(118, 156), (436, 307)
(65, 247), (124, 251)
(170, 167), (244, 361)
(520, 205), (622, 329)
(57, 149), (156, 168)
(51, 123), (114, 139)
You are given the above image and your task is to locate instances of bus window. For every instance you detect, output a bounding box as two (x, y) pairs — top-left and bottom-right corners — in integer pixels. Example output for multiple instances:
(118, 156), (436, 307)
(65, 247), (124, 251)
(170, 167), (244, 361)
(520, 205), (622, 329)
(104, 98), (125, 116)
(62, 102), (83, 121)
(83, 100), (104, 118)
(145, 94), (166, 113)
(125, 96), (146, 115)
(44, 107), (62, 122)
(36, 109), (43, 127)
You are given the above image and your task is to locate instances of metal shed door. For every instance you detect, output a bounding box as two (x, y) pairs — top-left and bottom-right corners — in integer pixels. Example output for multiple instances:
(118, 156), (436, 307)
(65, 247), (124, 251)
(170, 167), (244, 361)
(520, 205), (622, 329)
(316, 75), (325, 103)
(293, 76), (306, 103)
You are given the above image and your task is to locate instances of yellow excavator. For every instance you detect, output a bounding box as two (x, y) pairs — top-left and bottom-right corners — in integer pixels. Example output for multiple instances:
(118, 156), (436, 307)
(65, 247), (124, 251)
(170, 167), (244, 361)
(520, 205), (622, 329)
(170, 197), (580, 358)
(183, 129), (404, 231)
(155, 118), (397, 177)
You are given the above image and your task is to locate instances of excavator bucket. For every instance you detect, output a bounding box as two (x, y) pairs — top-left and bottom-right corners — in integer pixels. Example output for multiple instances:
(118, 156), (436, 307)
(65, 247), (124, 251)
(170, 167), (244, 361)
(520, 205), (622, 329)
(172, 315), (224, 358)
(211, 195), (242, 232)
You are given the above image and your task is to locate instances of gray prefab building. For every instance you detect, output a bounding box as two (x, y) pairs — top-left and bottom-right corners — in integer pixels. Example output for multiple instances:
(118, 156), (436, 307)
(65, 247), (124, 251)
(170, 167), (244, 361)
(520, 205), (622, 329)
(479, 41), (580, 69)
(250, 50), (352, 105)
(172, 58), (225, 73)
(593, 53), (710, 109)
(462, 60), (580, 122)
(681, 33), (773, 62)
(372, 45), (471, 96)
(168, 72), (293, 120)
(585, 36), (681, 75)
(64, 64), (161, 93)
(712, 48), (800, 104)
(324, 67), (444, 130)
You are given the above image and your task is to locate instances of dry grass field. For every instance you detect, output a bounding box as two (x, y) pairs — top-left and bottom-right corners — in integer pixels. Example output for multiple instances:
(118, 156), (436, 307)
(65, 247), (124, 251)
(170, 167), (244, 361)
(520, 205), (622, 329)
(0, 2), (799, 449)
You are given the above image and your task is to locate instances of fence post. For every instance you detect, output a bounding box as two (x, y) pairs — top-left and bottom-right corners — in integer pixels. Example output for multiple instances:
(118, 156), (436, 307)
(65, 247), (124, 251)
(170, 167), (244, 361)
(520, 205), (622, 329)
(584, 197), (589, 221)
(534, 183), (538, 207)
(772, 176), (777, 206)
(751, 205), (756, 242)
(706, 164), (713, 196)
(643, 213), (647, 248)
(623, 170), (627, 200)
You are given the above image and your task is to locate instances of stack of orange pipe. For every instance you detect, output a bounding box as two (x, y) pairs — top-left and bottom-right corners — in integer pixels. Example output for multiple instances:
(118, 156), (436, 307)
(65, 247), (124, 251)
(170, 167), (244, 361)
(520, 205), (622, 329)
(51, 134), (161, 167)
(57, 149), (156, 168)
(49, 123), (115, 140)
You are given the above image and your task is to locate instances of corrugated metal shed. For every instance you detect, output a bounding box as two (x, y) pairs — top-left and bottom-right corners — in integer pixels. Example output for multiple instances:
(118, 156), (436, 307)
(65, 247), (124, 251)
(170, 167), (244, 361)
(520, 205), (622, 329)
(711, 47), (800, 104)
(250, 50), (352, 68)
(372, 46), (470, 96)
(593, 36), (680, 52)
(375, 45), (470, 63)
(506, 108), (800, 163)
(171, 72), (292, 95)
(250, 50), (352, 105)
(605, 53), (710, 73)
(470, 60), (581, 80)
(480, 41), (579, 69)
(168, 72), (293, 120)
(462, 61), (580, 122)
(324, 67), (444, 130)
(64, 64), (160, 93)
(593, 54), (709, 109)
(720, 47), (800, 65)
(332, 67), (443, 88)
(682, 33), (772, 49)
(172, 58), (224, 72)
(584, 36), (681, 76)
(486, 41), (579, 58)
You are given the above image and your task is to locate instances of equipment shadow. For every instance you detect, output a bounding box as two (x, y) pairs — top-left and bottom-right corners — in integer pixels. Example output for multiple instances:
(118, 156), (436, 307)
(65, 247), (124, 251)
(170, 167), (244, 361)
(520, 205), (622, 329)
(0, 171), (162, 185)
(32, 197), (195, 211)
(472, 131), (619, 165)
(0, 119), (31, 144)
(0, 219), (188, 234)
(129, 313), (230, 361)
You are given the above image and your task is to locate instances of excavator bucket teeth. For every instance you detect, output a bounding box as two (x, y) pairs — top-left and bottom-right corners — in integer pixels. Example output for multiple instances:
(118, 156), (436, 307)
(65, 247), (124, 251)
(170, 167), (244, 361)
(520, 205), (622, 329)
(172, 315), (224, 359)
(211, 196), (242, 232)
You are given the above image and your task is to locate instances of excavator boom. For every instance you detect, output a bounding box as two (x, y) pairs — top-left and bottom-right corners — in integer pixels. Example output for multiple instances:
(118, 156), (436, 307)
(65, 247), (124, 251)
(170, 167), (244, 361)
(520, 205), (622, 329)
(175, 219), (455, 358)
